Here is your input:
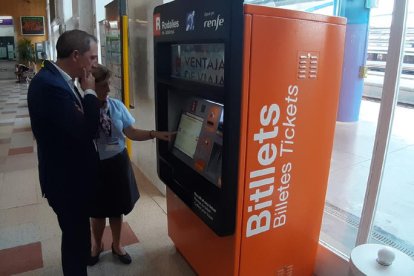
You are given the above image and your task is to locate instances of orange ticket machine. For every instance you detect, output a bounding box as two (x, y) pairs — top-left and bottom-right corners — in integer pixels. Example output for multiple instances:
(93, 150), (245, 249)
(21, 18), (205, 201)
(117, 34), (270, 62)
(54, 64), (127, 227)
(153, 1), (346, 275)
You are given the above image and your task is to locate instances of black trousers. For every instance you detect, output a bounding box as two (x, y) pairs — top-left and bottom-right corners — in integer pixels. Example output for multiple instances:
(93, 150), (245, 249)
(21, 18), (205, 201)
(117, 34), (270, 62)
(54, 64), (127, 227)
(56, 207), (91, 275)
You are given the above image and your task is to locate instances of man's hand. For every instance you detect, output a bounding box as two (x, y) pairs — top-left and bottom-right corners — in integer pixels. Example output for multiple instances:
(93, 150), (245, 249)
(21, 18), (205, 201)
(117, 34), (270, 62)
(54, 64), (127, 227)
(80, 68), (95, 91)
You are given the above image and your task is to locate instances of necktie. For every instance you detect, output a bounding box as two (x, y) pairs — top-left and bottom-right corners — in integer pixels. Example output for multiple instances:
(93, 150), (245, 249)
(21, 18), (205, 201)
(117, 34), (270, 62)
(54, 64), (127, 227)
(73, 85), (83, 110)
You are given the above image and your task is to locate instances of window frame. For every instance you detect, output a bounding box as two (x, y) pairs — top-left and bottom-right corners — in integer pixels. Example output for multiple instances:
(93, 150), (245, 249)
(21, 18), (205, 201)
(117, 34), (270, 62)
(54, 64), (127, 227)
(315, 0), (409, 274)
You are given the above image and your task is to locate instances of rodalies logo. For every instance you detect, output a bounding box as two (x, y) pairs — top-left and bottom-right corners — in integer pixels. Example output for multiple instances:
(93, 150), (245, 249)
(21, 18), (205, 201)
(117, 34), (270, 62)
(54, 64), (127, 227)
(153, 13), (179, 36)
(153, 13), (161, 36)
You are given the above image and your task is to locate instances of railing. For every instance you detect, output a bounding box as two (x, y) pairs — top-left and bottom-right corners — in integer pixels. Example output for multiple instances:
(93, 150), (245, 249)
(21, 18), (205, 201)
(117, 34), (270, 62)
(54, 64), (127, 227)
(367, 27), (414, 75)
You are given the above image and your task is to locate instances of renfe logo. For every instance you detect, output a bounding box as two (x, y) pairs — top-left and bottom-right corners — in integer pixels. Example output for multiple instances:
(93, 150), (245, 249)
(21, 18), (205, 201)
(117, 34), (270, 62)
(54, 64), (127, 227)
(204, 14), (224, 31)
(154, 13), (161, 36)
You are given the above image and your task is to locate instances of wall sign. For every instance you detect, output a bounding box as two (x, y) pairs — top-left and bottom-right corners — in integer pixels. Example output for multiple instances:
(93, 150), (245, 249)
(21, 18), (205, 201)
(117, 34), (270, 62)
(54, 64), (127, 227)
(21, 16), (45, 35)
(0, 19), (13, 25)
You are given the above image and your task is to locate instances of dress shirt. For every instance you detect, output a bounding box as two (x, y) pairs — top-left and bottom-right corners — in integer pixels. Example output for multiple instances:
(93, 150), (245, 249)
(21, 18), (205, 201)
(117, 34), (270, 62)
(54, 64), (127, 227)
(51, 62), (97, 108)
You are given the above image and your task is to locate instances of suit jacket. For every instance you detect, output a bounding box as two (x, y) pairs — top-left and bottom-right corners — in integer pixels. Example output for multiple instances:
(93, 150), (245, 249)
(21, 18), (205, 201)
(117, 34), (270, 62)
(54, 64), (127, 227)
(28, 60), (100, 213)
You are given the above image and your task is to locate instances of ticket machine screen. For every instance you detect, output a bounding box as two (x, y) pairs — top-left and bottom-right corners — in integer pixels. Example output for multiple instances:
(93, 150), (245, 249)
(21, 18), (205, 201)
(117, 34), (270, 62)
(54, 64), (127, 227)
(174, 113), (204, 158)
(171, 98), (223, 188)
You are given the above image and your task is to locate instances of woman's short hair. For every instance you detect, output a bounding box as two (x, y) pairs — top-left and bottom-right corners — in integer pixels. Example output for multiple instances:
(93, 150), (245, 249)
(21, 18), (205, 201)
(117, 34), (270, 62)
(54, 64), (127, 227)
(56, 30), (97, 59)
(92, 64), (111, 83)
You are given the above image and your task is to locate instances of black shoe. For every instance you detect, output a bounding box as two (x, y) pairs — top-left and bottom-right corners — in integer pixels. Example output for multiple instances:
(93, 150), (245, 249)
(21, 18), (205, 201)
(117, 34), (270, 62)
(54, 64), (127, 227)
(87, 248), (103, 266)
(111, 244), (132, 264)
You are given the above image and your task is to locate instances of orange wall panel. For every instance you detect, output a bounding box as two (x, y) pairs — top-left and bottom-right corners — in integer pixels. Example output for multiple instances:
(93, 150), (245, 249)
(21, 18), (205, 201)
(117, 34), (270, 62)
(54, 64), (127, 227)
(239, 8), (345, 275)
(167, 188), (237, 276)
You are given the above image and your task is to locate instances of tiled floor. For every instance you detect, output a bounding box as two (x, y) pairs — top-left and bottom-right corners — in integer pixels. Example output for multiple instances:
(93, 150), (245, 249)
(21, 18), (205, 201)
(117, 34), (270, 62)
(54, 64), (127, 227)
(0, 79), (195, 275)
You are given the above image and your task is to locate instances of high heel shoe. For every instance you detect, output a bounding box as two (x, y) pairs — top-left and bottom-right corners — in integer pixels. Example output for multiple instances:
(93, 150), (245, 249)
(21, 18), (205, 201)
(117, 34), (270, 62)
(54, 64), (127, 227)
(111, 243), (132, 264)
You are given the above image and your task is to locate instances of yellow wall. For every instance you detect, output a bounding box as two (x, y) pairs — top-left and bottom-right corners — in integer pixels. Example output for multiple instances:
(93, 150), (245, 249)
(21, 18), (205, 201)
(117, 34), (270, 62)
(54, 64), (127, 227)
(0, 0), (48, 44)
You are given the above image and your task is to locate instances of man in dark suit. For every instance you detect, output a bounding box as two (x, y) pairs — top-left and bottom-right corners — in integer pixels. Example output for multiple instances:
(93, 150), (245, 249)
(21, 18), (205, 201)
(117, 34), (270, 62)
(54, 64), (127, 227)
(28, 30), (100, 275)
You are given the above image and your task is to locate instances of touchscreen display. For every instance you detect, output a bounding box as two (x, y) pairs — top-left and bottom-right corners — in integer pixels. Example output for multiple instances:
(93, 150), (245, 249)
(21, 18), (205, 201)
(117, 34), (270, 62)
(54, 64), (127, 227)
(174, 113), (204, 158)
(171, 43), (225, 86)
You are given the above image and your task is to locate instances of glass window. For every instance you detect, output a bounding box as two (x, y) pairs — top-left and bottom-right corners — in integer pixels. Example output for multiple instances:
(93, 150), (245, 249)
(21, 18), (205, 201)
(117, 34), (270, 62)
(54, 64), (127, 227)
(320, 0), (414, 262)
(320, 1), (395, 257)
(370, 0), (414, 259)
